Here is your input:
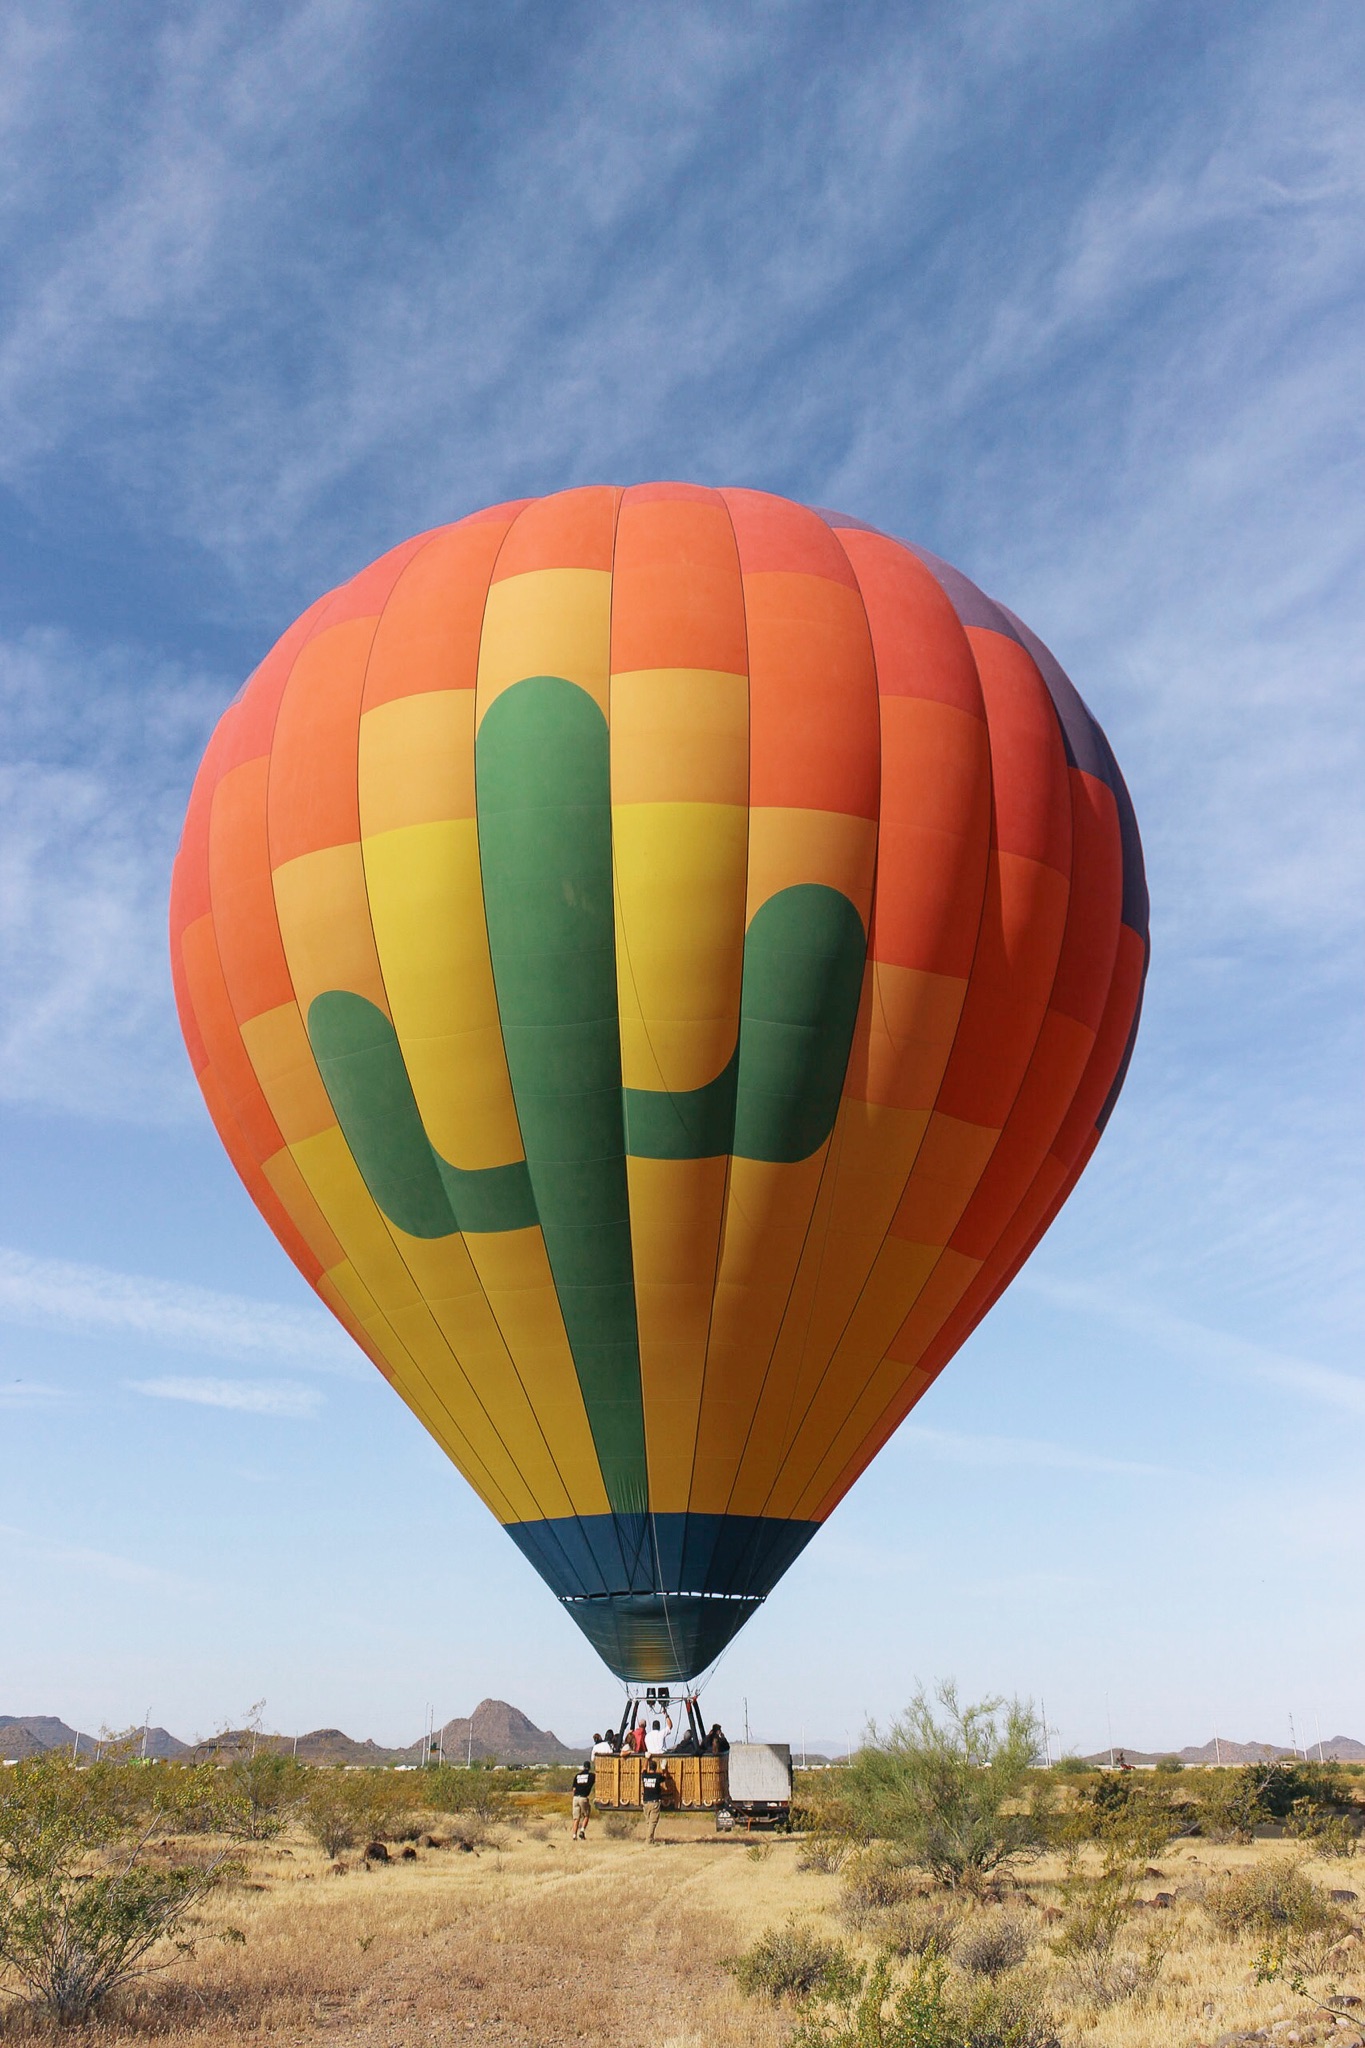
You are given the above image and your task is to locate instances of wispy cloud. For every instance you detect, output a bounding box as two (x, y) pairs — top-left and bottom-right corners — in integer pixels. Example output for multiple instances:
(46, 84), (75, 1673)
(128, 1376), (323, 1418)
(898, 1424), (1174, 1480)
(0, 1246), (359, 1376)
(0, 1520), (187, 1590)
(0, 1378), (73, 1409)
(1022, 1273), (1365, 1420)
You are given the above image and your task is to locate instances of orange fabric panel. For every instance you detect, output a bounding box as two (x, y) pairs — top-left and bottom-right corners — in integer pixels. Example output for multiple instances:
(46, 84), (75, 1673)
(170, 725), (225, 934)
(209, 759), (294, 1022)
(887, 1112), (998, 1245)
(934, 852), (1070, 1129)
(215, 592), (333, 776)
(266, 617), (376, 866)
(968, 628), (1071, 875)
(610, 488), (746, 675)
(362, 516), (515, 709)
(196, 1069), (324, 1285)
(835, 529), (985, 714)
(720, 487), (860, 588)
(744, 573), (879, 819)
(1049, 770), (1122, 1030)
(168, 891), (209, 1075)
(320, 530), (436, 627)
(490, 486), (619, 579)
(179, 917), (284, 1165)
(844, 962), (970, 1113)
(868, 696), (992, 976)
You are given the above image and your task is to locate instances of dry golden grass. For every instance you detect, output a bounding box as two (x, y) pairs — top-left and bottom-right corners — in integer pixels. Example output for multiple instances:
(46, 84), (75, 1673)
(1, 1819), (1361, 2046)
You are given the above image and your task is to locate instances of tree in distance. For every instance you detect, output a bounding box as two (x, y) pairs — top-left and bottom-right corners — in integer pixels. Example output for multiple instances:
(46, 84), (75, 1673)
(840, 1681), (1048, 1893)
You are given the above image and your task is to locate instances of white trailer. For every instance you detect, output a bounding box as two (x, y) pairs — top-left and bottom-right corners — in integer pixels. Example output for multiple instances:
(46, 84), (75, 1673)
(716, 1742), (793, 1830)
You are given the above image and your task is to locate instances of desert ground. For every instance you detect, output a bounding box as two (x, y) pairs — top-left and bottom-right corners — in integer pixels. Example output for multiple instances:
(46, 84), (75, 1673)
(3, 1794), (1362, 2048)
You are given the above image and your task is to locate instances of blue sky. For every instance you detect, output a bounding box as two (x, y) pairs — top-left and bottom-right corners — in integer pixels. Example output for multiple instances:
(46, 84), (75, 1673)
(1, 0), (1362, 1756)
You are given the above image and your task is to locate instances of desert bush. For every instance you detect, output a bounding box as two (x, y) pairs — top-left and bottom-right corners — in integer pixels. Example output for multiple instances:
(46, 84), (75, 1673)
(218, 1751), (307, 1841)
(841, 1684), (1047, 1893)
(841, 1845), (924, 1925)
(727, 1920), (855, 2004)
(421, 1765), (510, 1823)
(300, 1776), (366, 1861)
(880, 1900), (962, 1959)
(954, 1912), (1034, 1978)
(798, 1833), (851, 1874)
(1155, 1755), (1184, 1774)
(1206, 1859), (1349, 1943)
(790, 1949), (1059, 2048)
(0, 1757), (230, 2026)
(1051, 1758), (1092, 1777)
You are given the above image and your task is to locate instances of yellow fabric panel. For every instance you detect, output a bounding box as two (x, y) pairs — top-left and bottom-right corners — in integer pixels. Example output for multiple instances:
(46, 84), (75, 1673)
(271, 843), (389, 1019)
(612, 802), (748, 1093)
(361, 819), (522, 1169)
(358, 690), (475, 835)
(745, 807), (878, 921)
(385, 1227), (571, 1521)
(288, 1126), (423, 1314)
(626, 1154), (729, 1513)
(890, 1111), (999, 1246)
(458, 1230), (609, 1516)
(475, 569), (612, 721)
(725, 1097), (931, 1517)
(849, 962), (970, 1111)
(258, 1145), (346, 1270)
(240, 1002), (336, 1145)
(609, 668), (748, 805)
(787, 1248), (983, 1521)
(376, 1291), (540, 1523)
(688, 1149), (828, 1515)
(760, 1234), (945, 1519)
(353, 1313), (517, 1524)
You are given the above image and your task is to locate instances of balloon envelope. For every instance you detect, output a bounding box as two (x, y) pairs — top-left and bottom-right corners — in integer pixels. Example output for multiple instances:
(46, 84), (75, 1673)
(171, 486), (1148, 1681)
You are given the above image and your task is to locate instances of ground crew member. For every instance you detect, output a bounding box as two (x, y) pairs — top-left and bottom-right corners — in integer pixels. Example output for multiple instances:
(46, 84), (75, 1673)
(641, 1758), (668, 1843)
(570, 1758), (595, 1839)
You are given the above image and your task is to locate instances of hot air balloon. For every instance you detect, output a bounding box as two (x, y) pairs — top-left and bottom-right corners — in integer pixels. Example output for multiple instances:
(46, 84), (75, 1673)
(170, 485), (1147, 1685)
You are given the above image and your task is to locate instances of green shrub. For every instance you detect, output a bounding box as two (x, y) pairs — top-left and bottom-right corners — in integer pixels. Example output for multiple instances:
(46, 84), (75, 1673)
(1206, 1860), (1349, 1942)
(728, 1920), (855, 2003)
(842, 1845), (924, 1922)
(0, 1757), (230, 2026)
(1155, 1756), (1184, 1775)
(880, 1900), (962, 1959)
(841, 1684), (1048, 1893)
(790, 1949), (1059, 2048)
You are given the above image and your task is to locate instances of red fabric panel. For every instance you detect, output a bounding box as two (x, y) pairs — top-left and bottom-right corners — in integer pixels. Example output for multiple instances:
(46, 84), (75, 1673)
(967, 628), (1071, 875)
(720, 487), (860, 588)
(1049, 770), (1122, 1030)
(834, 529), (985, 714)
(866, 696), (991, 977)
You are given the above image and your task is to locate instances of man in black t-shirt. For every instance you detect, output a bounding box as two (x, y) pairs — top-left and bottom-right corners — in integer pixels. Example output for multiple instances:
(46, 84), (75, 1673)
(640, 1760), (668, 1843)
(570, 1759), (595, 1839)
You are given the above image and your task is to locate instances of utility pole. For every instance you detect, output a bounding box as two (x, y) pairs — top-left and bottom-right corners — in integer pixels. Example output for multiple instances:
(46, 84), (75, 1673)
(1288, 1712), (1299, 1762)
(1315, 1714), (1325, 1765)
(1213, 1723), (1222, 1766)
(1041, 1698), (1052, 1769)
(743, 1697), (750, 1742)
(1106, 1697), (1115, 1770)
(142, 1710), (151, 1762)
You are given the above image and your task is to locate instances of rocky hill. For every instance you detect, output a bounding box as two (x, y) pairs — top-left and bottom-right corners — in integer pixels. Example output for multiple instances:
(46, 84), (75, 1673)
(1082, 1735), (1365, 1765)
(0, 1716), (186, 1760)
(3, 1699), (578, 1768)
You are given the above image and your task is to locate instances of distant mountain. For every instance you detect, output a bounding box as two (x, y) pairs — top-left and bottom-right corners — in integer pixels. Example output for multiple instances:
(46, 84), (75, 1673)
(1081, 1736), (1365, 1766)
(0, 1716), (187, 1761)
(420, 1699), (579, 1765)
